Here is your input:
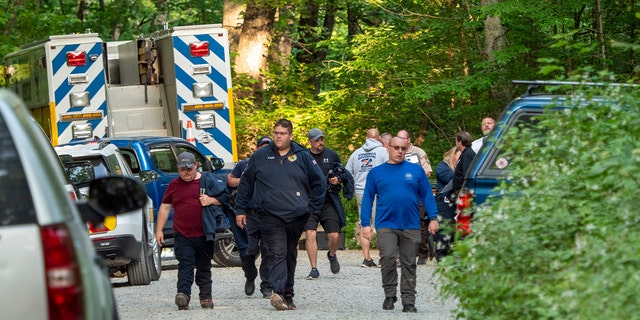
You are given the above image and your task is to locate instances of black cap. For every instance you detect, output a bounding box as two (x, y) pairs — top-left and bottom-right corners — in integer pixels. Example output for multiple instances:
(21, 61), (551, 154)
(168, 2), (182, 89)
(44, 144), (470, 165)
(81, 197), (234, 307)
(257, 136), (272, 147)
(177, 152), (196, 169)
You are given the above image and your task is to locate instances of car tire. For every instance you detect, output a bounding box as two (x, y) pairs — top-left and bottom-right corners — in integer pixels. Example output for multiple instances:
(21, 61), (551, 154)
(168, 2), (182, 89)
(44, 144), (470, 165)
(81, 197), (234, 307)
(127, 224), (152, 286)
(212, 229), (242, 267)
(148, 221), (162, 281)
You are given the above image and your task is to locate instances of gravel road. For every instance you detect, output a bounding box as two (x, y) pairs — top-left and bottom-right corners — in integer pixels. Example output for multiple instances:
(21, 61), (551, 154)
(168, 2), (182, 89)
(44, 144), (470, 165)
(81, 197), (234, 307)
(113, 249), (457, 319)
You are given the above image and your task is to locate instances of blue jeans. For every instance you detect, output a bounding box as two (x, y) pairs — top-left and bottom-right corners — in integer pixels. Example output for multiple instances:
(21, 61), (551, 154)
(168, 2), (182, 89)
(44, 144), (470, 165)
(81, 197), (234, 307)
(260, 211), (308, 297)
(174, 233), (214, 299)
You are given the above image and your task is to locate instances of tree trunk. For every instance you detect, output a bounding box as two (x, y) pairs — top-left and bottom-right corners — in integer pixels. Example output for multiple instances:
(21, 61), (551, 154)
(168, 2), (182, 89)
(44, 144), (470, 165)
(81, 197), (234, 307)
(223, 0), (245, 53)
(269, 6), (295, 68)
(481, 0), (506, 61)
(234, 2), (276, 98)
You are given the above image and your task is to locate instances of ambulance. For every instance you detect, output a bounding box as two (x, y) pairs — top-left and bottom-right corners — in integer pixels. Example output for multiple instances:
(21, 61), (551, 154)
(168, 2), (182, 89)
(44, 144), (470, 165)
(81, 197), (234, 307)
(3, 24), (238, 165)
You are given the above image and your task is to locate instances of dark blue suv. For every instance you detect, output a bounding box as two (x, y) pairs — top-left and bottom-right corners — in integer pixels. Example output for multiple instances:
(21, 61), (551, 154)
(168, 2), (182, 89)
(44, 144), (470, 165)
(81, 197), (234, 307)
(457, 80), (613, 233)
(101, 136), (240, 267)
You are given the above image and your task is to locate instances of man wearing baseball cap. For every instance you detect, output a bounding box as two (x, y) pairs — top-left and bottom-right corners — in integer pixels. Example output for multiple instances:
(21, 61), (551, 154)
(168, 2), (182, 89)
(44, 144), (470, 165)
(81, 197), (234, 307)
(304, 127), (351, 280)
(227, 135), (274, 298)
(156, 152), (226, 310)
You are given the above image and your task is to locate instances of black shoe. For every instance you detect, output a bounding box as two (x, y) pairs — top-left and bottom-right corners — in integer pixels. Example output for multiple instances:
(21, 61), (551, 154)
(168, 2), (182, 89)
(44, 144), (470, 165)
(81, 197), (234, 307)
(417, 256), (427, 265)
(175, 292), (190, 310)
(327, 251), (340, 274)
(261, 288), (273, 299)
(244, 279), (255, 296)
(284, 294), (296, 310)
(382, 296), (397, 310)
(402, 304), (417, 313)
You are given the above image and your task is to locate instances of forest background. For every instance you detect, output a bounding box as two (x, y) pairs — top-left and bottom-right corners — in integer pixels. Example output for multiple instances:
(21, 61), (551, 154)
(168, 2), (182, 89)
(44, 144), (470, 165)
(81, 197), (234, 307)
(1, 0), (638, 160)
(0, 1), (638, 246)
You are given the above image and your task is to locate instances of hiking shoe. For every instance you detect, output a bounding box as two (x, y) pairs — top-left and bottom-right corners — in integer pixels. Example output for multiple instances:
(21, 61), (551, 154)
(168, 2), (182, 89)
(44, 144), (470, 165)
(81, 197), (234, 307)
(200, 298), (214, 309)
(383, 296), (397, 310)
(269, 293), (289, 311)
(327, 251), (340, 274)
(306, 268), (319, 280)
(284, 294), (296, 310)
(175, 292), (190, 310)
(245, 279), (255, 296)
(402, 304), (417, 313)
(361, 259), (377, 268)
(417, 256), (427, 265)
(261, 288), (273, 299)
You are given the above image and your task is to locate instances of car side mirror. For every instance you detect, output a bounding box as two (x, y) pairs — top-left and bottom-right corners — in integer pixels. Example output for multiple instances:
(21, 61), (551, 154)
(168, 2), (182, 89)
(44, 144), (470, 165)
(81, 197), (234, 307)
(209, 157), (225, 171)
(138, 169), (159, 183)
(76, 176), (148, 225)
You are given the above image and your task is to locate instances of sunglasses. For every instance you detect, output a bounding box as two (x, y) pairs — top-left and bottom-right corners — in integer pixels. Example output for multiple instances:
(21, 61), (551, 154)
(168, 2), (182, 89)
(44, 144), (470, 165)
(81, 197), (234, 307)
(388, 145), (407, 151)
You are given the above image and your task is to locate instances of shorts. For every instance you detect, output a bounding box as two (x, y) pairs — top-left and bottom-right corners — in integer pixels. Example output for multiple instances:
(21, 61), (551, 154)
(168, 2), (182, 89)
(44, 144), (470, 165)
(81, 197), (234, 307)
(304, 201), (341, 233)
(354, 194), (376, 244)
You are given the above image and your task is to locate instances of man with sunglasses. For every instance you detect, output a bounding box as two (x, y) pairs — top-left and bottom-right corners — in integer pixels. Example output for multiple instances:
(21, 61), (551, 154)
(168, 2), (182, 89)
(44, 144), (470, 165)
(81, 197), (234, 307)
(156, 152), (226, 310)
(360, 136), (439, 313)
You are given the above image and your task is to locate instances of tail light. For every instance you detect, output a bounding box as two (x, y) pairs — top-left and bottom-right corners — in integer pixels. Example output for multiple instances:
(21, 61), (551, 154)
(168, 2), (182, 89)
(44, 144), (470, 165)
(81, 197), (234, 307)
(456, 189), (474, 236)
(40, 224), (84, 320)
(189, 41), (209, 57)
(66, 51), (87, 66)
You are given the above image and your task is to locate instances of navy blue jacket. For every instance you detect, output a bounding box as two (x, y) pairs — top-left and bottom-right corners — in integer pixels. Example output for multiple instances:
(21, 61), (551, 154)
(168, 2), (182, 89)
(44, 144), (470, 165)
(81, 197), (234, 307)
(235, 140), (326, 222)
(200, 172), (232, 241)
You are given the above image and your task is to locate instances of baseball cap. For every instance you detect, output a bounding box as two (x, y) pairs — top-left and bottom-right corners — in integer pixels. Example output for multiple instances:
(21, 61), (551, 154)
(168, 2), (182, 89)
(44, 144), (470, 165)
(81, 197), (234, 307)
(308, 128), (324, 141)
(177, 152), (196, 169)
(256, 135), (272, 147)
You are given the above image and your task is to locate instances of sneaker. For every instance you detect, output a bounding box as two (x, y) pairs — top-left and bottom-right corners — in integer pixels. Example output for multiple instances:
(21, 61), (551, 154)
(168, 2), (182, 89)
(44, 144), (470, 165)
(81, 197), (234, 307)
(402, 304), (417, 313)
(244, 279), (255, 296)
(327, 251), (340, 274)
(417, 256), (427, 265)
(306, 268), (319, 280)
(382, 296), (397, 310)
(200, 298), (214, 309)
(361, 259), (377, 268)
(269, 293), (289, 311)
(284, 294), (296, 310)
(175, 292), (190, 310)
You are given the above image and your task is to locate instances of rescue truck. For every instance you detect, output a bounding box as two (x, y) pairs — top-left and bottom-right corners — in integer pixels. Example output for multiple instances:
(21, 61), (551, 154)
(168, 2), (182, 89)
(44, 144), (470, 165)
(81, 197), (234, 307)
(3, 24), (238, 165)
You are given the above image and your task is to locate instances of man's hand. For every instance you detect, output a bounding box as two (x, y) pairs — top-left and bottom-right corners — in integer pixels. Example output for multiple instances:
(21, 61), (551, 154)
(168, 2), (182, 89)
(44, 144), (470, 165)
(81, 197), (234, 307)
(236, 214), (247, 229)
(362, 226), (372, 241)
(200, 194), (221, 206)
(328, 176), (340, 185)
(155, 230), (164, 247)
(428, 219), (439, 235)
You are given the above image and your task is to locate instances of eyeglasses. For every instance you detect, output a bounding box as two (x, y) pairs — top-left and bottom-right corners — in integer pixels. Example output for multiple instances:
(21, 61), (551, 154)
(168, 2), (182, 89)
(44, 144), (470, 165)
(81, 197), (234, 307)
(273, 131), (290, 136)
(178, 166), (195, 172)
(388, 145), (407, 151)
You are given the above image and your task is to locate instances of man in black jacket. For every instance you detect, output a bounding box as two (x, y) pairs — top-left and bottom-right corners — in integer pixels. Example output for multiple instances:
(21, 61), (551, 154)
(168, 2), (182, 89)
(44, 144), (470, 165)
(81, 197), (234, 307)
(452, 131), (476, 195)
(235, 119), (326, 311)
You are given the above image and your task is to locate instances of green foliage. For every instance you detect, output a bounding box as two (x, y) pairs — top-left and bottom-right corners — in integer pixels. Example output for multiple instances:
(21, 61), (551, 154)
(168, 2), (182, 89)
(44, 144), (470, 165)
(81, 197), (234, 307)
(436, 75), (640, 319)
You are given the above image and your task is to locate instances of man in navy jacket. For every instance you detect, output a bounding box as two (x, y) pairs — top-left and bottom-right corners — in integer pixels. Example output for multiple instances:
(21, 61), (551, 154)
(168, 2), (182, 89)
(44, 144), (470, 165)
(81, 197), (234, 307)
(235, 119), (326, 311)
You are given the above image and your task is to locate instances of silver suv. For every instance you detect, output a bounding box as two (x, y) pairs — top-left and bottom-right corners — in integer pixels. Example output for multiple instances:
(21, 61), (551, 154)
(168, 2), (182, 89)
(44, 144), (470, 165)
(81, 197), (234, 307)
(55, 142), (162, 285)
(0, 89), (148, 319)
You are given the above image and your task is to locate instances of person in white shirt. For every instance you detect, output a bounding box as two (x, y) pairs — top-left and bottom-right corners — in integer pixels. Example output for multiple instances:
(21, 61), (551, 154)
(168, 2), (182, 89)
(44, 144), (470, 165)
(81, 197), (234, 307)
(471, 116), (496, 154)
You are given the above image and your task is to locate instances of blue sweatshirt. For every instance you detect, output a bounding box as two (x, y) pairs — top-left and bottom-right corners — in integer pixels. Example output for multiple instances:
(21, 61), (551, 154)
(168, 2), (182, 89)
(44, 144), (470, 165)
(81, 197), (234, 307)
(360, 161), (438, 230)
(235, 141), (326, 222)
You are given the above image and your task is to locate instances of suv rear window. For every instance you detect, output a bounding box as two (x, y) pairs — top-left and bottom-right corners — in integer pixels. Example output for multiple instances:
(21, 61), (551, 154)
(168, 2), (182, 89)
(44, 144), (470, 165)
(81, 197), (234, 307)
(0, 113), (36, 226)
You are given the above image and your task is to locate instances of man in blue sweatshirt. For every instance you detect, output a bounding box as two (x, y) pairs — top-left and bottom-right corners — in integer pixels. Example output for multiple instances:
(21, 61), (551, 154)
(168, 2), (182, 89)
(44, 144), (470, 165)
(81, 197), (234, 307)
(360, 136), (439, 313)
(235, 119), (326, 311)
